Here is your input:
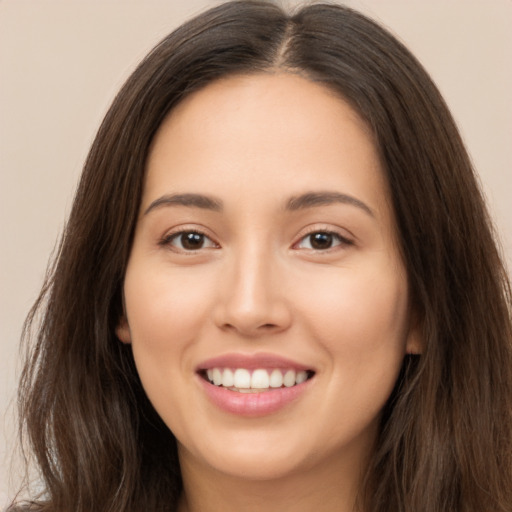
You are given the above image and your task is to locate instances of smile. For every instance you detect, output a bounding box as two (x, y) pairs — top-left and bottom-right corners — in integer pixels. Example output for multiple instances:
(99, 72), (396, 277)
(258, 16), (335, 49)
(203, 368), (313, 392)
(196, 354), (316, 415)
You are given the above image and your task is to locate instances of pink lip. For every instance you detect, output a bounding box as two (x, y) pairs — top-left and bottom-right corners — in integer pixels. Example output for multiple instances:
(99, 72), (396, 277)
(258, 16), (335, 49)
(196, 352), (313, 371)
(198, 376), (312, 417)
(195, 352), (315, 417)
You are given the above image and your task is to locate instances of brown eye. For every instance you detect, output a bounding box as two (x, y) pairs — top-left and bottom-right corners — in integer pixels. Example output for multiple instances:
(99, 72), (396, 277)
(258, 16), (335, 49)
(165, 231), (217, 251)
(296, 231), (352, 251)
(180, 232), (205, 250)
(309, 232), (334, 250)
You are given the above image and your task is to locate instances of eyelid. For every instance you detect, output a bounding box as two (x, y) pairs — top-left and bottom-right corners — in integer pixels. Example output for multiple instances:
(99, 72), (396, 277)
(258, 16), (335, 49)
(292, 225), (355, 251)
(157, 224), (354, 253)
(159, 225), (220, 252)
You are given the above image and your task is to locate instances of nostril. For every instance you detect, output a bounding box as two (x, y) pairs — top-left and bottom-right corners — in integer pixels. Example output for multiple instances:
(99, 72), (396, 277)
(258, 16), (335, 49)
(219, 322), (279, 333)
(212, 286), (293, 336)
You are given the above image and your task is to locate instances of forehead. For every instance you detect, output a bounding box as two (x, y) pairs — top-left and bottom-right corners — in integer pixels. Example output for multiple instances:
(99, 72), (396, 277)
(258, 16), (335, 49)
(151, 72), (373, 156)
(144, 72), (389, 217)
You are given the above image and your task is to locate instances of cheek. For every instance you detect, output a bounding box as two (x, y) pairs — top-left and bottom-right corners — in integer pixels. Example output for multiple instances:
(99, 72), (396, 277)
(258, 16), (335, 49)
(121, 263), (222, 435)
(125, 262), (214, 333)
(122, 264), (216, 381)
(296, 266), (409, 440)
(294, 261), (410, 382)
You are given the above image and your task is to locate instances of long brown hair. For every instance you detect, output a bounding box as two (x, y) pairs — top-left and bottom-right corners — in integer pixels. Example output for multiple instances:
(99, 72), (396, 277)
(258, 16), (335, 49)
(11, 2), (512, 511)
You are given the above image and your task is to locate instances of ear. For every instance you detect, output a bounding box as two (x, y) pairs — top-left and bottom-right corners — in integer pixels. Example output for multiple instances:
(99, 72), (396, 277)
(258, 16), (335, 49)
(116, 315), (132, 344)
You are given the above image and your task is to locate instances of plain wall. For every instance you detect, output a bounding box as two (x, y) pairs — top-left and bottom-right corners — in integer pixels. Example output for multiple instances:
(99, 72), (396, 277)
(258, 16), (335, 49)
(1, 0), (511, 502)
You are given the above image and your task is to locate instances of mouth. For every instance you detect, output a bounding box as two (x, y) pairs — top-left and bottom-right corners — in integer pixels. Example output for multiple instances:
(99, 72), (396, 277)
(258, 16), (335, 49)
(196, 353), (316, 415)
(199, 367), (315, 393)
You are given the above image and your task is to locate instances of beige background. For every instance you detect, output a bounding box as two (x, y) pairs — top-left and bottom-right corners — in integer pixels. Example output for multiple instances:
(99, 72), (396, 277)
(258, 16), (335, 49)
(1, 0), (511, 501)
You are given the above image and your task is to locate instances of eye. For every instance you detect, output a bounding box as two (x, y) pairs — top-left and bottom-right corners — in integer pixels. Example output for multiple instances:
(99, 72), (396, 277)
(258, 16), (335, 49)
(162, 230), (218, 251)
(295, 231), (352, 251)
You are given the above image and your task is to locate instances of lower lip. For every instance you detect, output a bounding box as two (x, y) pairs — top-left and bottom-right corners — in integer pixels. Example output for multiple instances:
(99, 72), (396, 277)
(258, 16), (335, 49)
(198, 376), (312, 417)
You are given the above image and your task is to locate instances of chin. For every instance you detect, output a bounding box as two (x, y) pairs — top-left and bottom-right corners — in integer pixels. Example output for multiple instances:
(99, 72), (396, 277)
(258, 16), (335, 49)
(183, 441), (313, 481)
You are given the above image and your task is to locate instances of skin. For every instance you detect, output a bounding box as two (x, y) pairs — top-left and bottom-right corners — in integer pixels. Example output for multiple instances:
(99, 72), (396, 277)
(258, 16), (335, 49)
(117, 73), (421, 512)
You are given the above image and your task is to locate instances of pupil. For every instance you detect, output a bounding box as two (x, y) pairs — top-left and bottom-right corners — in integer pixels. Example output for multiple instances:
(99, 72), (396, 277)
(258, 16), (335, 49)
(182, 232), (204, 250)
(311, 232), (332, 250)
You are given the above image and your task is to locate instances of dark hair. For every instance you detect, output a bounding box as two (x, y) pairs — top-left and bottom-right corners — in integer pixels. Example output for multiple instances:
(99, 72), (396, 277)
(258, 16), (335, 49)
(11, 1), (512, 511)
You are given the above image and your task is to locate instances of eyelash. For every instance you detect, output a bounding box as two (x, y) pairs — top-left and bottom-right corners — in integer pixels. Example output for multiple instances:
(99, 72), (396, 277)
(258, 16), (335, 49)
(294, 228), (354, 252)
(159, 228), (354, 253)
(159, 229), (218, 252)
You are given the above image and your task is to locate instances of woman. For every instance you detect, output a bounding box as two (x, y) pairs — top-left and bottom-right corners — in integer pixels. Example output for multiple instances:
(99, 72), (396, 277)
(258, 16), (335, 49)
(10, 1), (512, 511)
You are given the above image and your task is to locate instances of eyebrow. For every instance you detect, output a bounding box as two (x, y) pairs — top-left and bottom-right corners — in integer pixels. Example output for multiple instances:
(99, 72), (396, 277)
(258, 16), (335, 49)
(286, 191), (374, 217)
(144, 190), (374, 217)
(144, 193), (223, 215)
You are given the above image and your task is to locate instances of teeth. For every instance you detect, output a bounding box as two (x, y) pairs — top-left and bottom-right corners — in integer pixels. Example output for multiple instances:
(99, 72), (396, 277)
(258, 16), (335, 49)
(283, 370), (295, 387)
(204, 367), (311, 390)
(233, 368), (251, 389)
(212, 368), (223, 386)
(251, 369), (269, 388)
(269, 369), (283, 388)
(222, 368), (234, 387)
(296, 370), (308, 384)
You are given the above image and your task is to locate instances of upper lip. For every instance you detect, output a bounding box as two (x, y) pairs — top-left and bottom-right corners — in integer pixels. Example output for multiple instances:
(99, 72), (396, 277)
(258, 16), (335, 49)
(196, 352), (314, 372)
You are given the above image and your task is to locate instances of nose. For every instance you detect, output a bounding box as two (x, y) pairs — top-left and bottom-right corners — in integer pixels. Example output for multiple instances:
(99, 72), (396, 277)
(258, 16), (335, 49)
(213, 246), (292, 337)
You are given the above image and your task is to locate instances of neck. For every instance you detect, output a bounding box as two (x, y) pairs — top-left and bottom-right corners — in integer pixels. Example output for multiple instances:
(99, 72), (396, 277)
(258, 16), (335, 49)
(177, 446), (366, 512)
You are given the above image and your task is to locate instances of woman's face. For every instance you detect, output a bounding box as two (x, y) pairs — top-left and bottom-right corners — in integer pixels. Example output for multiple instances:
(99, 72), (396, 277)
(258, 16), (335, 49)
(117, 73), (420, 481)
